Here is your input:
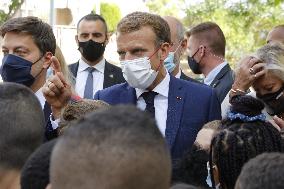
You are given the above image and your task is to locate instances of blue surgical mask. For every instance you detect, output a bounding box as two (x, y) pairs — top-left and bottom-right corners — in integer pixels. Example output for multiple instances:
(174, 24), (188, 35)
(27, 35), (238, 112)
(164, 52), (176, 73)
(1, 54), (43, 87)
(164, 41), (183, 73)
(46, 67), (53, 79)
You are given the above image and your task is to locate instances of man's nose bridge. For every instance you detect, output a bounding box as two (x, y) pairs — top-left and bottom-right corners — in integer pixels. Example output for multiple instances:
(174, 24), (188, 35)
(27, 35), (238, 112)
(125, 52), (135, 61)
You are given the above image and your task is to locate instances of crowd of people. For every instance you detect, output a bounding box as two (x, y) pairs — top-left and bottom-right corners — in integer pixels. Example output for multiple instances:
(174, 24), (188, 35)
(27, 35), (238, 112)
(0, 10), (284, 189)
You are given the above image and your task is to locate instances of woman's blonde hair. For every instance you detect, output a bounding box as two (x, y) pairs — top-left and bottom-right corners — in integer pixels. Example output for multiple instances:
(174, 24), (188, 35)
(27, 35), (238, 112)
(255, 43), (284, 82)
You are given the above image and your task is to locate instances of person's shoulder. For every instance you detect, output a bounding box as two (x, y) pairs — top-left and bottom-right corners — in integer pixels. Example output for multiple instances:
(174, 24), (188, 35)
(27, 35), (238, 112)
(68, 61), (79, 69)
(97, 82), (129, 94)
(173, 76), (212, 92)
(105, 61), (122, 71)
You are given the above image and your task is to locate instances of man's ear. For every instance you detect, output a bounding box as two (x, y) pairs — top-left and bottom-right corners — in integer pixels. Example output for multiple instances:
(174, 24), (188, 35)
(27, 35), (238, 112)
(199, 45), (206, 57)
(159, 42), (171, 61)
(43, 52), (53, 69)
(45, 183), (52, 189)
(104, 32), (110, 46)
(75, 35), (79, 46)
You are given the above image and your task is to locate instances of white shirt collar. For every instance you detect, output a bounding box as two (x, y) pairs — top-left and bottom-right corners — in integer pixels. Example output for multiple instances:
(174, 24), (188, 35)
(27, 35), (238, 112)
(78, 58), (105, 74)
(204, 61), (227, 85)
(175, 69), (182, 79)
(135, 72), (170, 99)
(35, 88), (45, 109)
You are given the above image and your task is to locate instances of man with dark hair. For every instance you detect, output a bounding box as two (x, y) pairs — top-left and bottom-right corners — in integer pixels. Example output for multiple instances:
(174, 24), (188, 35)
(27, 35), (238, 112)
(0, 83), (44, 189)
(0, 16), (55, 92)
(69, 13), (125, 99)
(43, 12), (221, 176)
(266, 25), (284, 44)
(21, 139), (57, 189)
(163, 16), (196, 81)
(47, 105), (171, 189)
(0, 16), (58, 139)
(235, 152), (284, 189)
(186, 22), (233, 103)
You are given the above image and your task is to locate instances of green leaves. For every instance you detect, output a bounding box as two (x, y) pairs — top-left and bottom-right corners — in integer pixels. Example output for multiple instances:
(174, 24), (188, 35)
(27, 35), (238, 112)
(93, 2), (121, 33)
(0, 0), (24, 25)
(146, 0), (284, 66)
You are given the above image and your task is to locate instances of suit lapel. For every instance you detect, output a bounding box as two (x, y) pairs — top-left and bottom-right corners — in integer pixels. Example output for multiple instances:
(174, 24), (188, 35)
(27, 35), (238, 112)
(119, 84), (137, 105)
(69, 62), (79, 78)
(43, 101), (52, 124)
(103, 61), (115, 88)
(166, 76), (185, 149)
(210, 64), (231, 88)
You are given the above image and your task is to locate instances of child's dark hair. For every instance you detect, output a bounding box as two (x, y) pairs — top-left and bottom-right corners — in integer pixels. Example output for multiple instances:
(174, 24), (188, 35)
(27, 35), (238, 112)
(209, 95), (284, 189)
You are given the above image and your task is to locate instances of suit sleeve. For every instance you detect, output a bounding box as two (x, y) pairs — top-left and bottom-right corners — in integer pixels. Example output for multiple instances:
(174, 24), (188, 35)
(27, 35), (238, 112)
(94, 90), (100, 100)
(208, 89), (222, 121)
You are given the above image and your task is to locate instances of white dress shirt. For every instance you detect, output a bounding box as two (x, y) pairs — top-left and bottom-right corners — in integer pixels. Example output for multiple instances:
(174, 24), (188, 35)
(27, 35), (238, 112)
(35, 88), (45, 109)
(204, 62), (228, 85)
(35, 88), (59, 129)
(136, 72), (170, 136)
(75, 58), (105, 98)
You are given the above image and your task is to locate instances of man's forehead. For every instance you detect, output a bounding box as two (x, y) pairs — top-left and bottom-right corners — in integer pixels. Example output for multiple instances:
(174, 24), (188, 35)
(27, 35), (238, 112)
(2, 32), (36, 48)
(116, 28), (156, 49)
(78, 19), (106, 33)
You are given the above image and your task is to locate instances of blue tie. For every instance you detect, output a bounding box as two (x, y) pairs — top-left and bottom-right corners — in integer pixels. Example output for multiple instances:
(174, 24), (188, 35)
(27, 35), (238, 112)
(142, 91), (158, 118)
(83, 67), (96, 99)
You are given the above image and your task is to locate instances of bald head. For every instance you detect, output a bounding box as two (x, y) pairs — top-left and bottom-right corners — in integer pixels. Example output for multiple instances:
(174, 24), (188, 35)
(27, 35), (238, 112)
(267, 25), (284, 44)
(163, 16), (185, 44)
(163, 16), (187, 75)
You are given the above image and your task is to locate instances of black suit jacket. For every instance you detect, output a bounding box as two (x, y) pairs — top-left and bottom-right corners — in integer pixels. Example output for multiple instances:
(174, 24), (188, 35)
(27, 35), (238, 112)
(69, 60), (125, 89)
(180, 71), (200, 83)
(43, 102), (58, 141)
(210, 64), (234, 103)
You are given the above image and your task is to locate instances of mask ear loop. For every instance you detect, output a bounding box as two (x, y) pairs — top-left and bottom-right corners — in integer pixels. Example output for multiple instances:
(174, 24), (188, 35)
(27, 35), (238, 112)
(33, 52), (53, 79)
(148, 46), (164, 72)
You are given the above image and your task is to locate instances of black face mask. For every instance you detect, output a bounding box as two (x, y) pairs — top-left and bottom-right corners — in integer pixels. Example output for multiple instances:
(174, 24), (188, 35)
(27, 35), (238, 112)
(256, 86), (284, 116)
(188, 48), (202, 74)
(78, 40), (105, 62)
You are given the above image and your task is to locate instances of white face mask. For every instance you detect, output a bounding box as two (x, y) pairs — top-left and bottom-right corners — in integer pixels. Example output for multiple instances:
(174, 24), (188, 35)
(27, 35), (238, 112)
(120, 57), (158, 89)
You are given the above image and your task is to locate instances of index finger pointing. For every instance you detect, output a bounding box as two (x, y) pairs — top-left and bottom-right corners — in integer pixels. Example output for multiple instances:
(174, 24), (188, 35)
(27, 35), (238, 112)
(51, 56), (62, 74)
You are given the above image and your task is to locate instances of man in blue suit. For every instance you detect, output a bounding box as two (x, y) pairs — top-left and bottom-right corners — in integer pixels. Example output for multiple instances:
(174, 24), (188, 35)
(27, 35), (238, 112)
(43, 12), (221, 177)
(94, 12), (221, 166)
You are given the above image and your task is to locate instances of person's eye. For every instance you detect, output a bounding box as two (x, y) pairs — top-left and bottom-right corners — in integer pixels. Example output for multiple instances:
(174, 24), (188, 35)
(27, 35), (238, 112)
(81, 34), (89, 39)
(2, 50), (8, 56)
(132, 49), (145, 57)
(117, 51), (126, 60)
(14, 50), (27, 57)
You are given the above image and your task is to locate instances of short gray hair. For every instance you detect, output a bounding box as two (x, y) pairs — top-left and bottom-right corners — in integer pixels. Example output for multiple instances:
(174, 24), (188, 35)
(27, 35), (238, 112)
(255, 43), (284, 82)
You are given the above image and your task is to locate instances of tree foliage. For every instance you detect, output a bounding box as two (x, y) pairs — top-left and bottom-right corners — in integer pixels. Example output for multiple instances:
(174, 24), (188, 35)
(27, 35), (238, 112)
(146, 0), (284, 67)
(94, 2), (121, 33)
(0, 0), (24, 25)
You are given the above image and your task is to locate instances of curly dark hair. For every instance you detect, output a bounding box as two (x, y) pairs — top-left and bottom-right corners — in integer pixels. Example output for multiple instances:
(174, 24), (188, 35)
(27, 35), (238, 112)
(209, 95), (284, 189)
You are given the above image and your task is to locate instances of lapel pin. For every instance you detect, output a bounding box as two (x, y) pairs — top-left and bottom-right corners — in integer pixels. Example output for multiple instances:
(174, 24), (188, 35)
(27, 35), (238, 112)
(109, 74), (114, 78)
(176, 96), (182, 100)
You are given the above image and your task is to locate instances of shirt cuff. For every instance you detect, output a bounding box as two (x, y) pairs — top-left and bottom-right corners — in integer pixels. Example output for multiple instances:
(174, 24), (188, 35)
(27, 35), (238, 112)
(50, 115), (59, 130)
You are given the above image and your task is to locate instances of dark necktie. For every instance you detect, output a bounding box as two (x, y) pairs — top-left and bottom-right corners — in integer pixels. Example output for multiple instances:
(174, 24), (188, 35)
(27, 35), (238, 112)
(83, 67), (96, 99)
(142, 91), (158, 118)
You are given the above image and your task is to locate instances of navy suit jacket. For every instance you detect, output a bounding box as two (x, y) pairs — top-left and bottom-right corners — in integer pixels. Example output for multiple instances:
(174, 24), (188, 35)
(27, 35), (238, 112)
(210, 64), (234, 103)
(94, 75), (221, 165)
